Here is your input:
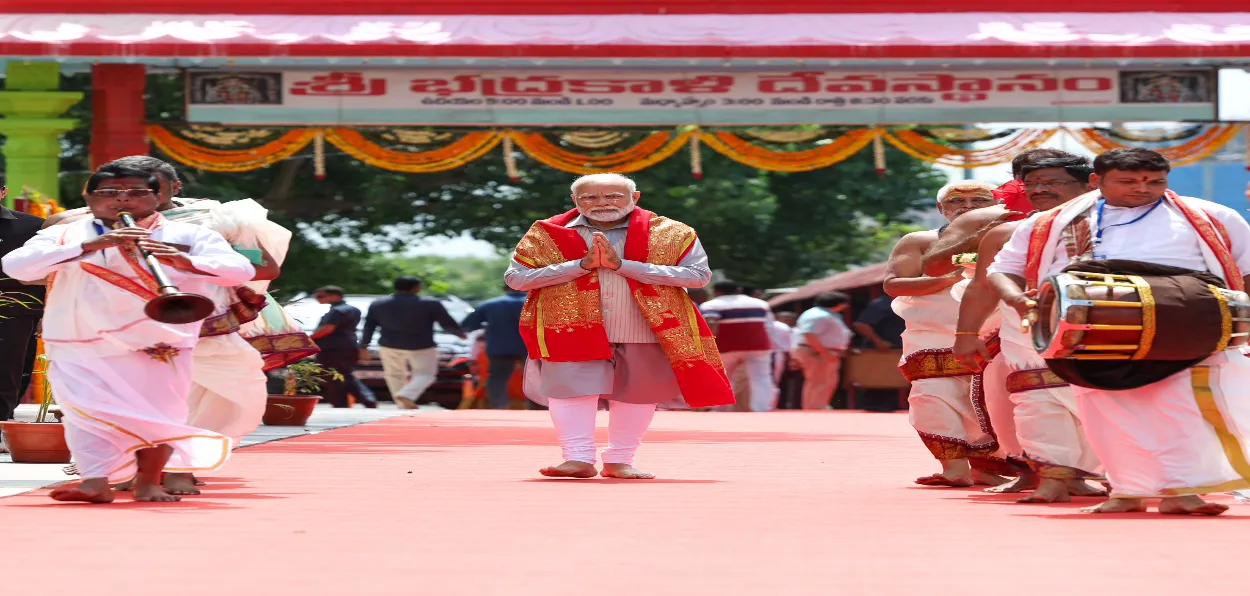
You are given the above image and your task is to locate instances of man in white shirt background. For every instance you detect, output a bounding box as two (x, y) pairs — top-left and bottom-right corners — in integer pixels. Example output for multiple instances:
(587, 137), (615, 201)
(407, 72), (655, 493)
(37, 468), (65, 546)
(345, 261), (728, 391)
(700, 280), (777, 412)
(792, 292), (852, 410)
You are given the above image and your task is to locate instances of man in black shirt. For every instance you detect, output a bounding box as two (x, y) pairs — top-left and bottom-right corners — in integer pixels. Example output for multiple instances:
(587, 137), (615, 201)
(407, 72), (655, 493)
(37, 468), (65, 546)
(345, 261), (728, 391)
(852, 294), (905, 350)
(310, 286), (366, 408)
(0, 189), (46, 422)
(360, 276), (465, 409)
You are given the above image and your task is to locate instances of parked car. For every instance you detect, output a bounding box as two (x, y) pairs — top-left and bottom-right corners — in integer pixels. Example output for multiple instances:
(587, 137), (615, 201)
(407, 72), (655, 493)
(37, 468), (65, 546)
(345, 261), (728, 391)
(270, 293), (474, 408)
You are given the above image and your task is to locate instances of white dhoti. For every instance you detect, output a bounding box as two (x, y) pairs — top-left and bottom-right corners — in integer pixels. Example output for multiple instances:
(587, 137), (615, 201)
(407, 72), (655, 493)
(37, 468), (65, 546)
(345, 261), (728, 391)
(998, 305), (1101, 479)
(894, 291), (1006, 470)
(50, 352), (232, 483)
(1072, 350), (1250, 498)
(187, 333), (269, 444)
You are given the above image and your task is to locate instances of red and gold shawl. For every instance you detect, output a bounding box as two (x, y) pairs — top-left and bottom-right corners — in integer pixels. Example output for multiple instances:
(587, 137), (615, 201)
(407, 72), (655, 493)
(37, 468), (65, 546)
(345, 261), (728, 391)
(512, 208), (734, 408)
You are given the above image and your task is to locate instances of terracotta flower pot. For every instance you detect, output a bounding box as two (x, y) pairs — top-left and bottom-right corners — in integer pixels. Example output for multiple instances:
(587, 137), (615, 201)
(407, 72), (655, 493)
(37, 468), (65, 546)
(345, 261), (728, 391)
(0, 421), (72, 464)
(263, 394), (322, 426)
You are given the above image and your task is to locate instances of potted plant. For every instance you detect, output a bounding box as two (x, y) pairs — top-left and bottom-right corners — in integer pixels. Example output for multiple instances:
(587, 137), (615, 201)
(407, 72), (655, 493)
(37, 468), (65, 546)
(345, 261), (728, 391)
(0, 351), (72, 463)
(263, 361), (342, 426)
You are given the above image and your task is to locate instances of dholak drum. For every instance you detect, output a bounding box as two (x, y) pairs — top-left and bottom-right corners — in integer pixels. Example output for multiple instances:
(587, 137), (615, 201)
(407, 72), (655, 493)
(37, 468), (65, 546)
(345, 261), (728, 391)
(1032, 265), (1250, 390)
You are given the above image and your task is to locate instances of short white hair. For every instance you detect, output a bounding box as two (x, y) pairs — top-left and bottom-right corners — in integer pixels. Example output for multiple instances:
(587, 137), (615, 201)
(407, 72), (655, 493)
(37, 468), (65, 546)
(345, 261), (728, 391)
(570, 173), (637, 196)
(936, 180), (997, 201)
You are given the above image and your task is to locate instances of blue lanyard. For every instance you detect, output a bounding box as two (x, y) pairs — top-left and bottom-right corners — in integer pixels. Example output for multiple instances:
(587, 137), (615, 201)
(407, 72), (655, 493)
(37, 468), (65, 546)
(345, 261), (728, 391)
(1093, 196), (1165, 254)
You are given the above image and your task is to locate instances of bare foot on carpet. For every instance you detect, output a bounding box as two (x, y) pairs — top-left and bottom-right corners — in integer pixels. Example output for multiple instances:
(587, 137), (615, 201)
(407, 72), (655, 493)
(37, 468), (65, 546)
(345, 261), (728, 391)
(1017, 478), (1071, 503)
(163, 473), (201, 495)
(601, 464), (655, 479)
(133, 481), (181, 502)
(193, 475), (206, 487)
(539, 461), (598, 478)
(914, 473), (973, 487)
(1066, 479), (1108, 497)
(972, 470), (1011, 487)
(50, 478), (115, 504)
(1080, 497), (1146, 514)
(1158, 495), (1228, 516)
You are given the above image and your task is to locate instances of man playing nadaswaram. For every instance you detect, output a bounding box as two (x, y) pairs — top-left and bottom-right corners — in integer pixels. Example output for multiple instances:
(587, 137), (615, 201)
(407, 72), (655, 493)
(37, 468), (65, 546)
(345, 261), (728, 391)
(506, 173), (734, 480)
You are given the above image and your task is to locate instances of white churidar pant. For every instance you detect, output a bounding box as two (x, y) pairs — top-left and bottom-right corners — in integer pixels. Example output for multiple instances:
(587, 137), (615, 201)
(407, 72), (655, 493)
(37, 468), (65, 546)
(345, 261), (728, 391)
(547, 395), (657, 465)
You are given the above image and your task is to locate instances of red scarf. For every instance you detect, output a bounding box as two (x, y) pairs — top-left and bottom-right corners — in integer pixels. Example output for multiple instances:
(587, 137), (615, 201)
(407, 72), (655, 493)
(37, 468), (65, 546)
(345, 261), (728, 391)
(513, 208), (734, 408)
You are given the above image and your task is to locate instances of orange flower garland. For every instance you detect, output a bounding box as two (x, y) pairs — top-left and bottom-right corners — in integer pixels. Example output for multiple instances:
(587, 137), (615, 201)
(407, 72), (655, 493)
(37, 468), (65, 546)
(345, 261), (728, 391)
(147, 125), (318, 172)
(143, 124), (1247, 176)
(1066, 124), (1243, 167)
(323, 129), (502, 173)
(696, 130), (879, 172)
(507, 130), (692, 174)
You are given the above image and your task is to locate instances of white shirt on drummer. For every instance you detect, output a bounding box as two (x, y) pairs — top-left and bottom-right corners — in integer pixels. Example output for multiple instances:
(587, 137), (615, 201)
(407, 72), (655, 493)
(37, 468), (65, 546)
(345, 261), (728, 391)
(988, 196), (1250, 280)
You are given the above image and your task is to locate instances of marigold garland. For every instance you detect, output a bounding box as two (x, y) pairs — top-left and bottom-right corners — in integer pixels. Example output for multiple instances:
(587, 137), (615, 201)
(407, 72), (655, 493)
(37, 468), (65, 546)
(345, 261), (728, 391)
(507, 130), (692, 174)
(147, 125), (317, 172)
(144, 124), (1247, 176)
(1066, 124), (1243, 167)
(696, 130), (879, 172)
(883, 128), (1059, 168)
(323, 128), (502, 173)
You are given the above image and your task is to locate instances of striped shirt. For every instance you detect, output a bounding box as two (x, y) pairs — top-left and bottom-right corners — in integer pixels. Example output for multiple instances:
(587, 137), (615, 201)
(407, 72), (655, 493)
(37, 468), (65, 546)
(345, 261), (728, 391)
(504, 212), (712, 344)
(700, 294), (775, 352)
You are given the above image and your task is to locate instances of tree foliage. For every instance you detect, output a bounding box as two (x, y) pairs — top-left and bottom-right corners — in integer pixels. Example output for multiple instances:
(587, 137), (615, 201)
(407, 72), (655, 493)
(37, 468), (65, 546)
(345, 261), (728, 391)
(41, 71), (944, 295)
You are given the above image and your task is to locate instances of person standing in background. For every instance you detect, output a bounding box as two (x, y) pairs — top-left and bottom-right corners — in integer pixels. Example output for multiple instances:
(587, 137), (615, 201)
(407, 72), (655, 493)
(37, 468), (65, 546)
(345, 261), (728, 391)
(460, 287), (528, 409)
(700, 280), (777, 412)
(360, 276), (466, 409)
(792, 292), (852, 410)
(310, 286), (369, 408)
(852, 294), (904, 350)
(0, 186), (45, 425)
(769, 311), (798, 409)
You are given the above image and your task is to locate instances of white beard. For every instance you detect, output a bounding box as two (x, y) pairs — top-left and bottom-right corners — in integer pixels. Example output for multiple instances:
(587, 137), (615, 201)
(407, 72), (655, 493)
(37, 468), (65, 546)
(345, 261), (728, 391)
(579, 201), (635, 223)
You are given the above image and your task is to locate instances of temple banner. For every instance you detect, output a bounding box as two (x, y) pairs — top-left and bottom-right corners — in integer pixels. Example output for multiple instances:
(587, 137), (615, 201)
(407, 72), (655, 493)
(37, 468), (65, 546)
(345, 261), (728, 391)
(186, 69), (1216, 125)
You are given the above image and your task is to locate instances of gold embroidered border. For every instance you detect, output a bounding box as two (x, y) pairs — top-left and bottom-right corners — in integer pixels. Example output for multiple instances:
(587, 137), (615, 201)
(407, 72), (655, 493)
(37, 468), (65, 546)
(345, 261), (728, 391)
(1209, 284), (1233, 354)
(898, 335), (1000, 382)
(1127, 274), (1157, 359)
(1161, 366), (1250, 496)
(1004, 368), (1068, 393)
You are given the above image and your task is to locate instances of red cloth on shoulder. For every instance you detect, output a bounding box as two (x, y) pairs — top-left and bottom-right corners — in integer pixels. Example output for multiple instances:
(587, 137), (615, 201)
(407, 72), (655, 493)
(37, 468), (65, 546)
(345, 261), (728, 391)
(993, 179), (1032, 214)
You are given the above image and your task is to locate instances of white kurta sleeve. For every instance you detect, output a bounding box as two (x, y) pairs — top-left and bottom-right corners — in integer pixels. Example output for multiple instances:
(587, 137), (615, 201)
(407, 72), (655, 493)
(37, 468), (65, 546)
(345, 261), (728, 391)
(985, 216), (1039, 278)
(0, 227), (85, 282)
(184, 227), (257, 287)
(615, 238), (713, 288)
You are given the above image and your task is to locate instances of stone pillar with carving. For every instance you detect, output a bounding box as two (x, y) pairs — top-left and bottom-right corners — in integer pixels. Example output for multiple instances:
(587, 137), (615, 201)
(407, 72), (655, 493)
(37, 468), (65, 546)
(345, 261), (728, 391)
(0, 62), (83, 208)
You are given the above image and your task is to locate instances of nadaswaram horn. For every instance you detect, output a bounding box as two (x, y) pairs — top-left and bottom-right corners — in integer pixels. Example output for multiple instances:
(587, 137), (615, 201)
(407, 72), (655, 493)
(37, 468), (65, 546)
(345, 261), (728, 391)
(116, 211), (216, 325)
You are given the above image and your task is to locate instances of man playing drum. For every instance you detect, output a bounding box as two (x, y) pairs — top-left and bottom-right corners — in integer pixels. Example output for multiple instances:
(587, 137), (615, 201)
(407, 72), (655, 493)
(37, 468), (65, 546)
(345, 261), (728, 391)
(988, 148), (1250, 515)
(886, 181), (1015, 487)
(951, 153), (1107, 504)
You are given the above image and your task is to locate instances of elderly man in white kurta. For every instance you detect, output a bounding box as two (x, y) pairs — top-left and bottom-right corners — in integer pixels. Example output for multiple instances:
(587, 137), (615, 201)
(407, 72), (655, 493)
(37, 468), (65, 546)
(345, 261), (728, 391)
(508, 173), (733, 480)
(2, 164), (255, 503)
(989, 148), (1250, 516)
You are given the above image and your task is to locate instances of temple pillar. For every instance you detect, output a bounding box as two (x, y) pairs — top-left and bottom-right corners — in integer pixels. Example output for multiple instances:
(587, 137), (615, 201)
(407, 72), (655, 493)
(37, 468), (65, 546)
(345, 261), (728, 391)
(88, 64), (148, 170)
(0, 62), (82, 208)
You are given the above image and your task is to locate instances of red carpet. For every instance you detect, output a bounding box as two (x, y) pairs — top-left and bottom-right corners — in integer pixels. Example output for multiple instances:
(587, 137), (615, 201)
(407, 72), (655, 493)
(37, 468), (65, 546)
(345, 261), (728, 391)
(3, 411), (1247, 594)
